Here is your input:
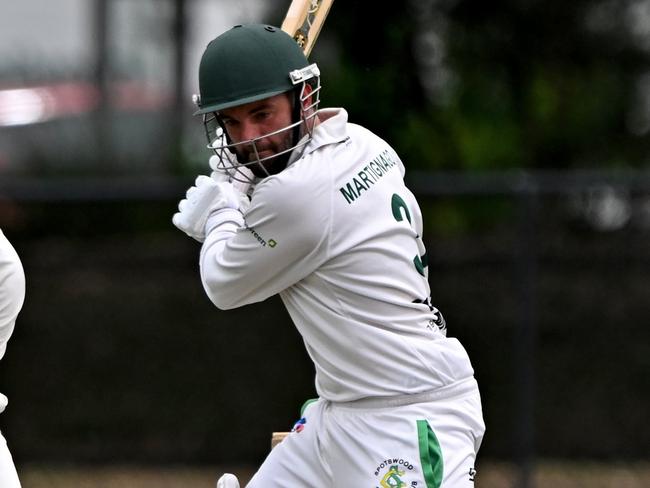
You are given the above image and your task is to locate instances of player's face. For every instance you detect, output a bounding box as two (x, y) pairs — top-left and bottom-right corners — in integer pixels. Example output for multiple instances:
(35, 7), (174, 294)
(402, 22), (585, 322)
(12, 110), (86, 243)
(219, 93), (295, 177)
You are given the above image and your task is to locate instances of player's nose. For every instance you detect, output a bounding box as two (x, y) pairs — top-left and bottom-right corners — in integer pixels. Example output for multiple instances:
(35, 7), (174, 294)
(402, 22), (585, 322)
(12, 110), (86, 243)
(239, 121), (263, 142)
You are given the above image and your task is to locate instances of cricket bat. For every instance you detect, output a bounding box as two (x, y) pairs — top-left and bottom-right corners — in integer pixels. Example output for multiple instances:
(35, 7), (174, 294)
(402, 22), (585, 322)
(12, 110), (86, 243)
(271, 431), (290, 449)
(267, 1), (333, 454)
(281, 0), (335, 56)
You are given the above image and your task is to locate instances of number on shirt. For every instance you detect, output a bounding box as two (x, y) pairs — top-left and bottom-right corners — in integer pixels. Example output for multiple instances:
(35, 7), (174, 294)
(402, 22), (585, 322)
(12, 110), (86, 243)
(391, 193), (428, 277)
(391, 193), (447, 330)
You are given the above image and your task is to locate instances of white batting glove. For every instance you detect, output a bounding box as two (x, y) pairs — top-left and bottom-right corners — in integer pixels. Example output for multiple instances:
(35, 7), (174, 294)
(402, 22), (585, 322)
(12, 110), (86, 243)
(208, 155), (231, 183)
(216, 473), (240, 488)
(208, 155), (255, 195)
(172, 175), (249, 242)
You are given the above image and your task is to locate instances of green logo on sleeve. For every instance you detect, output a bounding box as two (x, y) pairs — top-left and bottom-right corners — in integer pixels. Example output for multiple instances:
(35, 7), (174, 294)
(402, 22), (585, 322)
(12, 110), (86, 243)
(246, 225), (277, 248)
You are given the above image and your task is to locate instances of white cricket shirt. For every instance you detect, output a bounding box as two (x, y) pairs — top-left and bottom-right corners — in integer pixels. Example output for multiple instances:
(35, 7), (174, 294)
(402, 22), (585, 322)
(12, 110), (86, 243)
(200, 108), (475, 402)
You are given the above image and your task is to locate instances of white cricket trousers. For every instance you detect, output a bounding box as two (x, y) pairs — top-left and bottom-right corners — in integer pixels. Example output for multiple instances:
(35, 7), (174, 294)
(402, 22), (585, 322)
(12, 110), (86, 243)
(0, 431), (20, 487)
(247, 377), (485, 488)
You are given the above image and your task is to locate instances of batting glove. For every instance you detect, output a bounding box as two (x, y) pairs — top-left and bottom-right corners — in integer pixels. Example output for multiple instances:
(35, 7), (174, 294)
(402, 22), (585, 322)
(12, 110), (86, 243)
(216, 473), (240, 488)
(208, 155), (255, 195)
(172, 175), (249, 242)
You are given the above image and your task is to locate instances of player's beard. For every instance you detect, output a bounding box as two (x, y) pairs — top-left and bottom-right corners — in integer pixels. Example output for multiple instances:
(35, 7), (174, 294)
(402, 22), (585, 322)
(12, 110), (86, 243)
(235, 129), (294, 178)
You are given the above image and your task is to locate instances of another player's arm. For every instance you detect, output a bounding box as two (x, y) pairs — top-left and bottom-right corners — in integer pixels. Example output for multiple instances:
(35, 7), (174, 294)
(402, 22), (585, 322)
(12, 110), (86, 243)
(0, 235), (25, 358)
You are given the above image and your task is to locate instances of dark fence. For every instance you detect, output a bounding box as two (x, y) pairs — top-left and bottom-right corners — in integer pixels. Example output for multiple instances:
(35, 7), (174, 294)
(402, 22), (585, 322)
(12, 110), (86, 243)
(0, 171), (648, 488)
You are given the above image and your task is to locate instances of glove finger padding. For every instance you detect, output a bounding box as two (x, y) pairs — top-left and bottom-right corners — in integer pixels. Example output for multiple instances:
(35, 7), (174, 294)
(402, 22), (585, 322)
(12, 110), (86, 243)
(209, 155), (231, 183)
(172, 176), (248, 242)
(209, 154), (256, 196)
(194, 174), (213, 189)
(232, 166), (255, 194)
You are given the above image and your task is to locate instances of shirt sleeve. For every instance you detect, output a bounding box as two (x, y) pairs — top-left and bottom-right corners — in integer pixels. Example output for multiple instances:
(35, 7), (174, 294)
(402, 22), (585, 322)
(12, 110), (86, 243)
(0, 232), (26, 360)
(199, 170), (331, 310)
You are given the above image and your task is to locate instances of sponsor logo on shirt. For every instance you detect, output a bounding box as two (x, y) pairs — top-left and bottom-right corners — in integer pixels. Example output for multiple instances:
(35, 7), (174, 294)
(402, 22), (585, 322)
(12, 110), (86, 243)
(245, 224), (277, 248)
(339, 149), (399, 204)
(291, 416), (306, 433)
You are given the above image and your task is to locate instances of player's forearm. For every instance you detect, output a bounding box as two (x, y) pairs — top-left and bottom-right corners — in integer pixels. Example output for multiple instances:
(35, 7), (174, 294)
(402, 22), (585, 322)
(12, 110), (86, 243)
(199, 208), (247, 310)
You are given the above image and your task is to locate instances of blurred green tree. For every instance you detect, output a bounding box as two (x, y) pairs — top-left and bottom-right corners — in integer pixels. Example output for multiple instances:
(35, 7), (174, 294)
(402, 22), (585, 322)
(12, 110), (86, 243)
(299, 0), (650, 171)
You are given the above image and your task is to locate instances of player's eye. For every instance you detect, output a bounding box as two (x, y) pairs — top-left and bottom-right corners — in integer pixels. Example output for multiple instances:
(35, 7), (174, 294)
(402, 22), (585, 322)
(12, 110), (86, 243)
(222, 118), (238, 128)
(254, 111), (272, 122)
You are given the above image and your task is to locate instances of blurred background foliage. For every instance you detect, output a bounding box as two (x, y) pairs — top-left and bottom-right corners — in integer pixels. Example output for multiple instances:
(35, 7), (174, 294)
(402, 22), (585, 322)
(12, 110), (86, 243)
(309, 0), (650, 172)
(272, 0), (650, 238)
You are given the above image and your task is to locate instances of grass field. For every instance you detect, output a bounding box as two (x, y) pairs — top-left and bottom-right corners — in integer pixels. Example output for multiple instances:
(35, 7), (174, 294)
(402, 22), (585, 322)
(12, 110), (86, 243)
(17, 461), (650, 487)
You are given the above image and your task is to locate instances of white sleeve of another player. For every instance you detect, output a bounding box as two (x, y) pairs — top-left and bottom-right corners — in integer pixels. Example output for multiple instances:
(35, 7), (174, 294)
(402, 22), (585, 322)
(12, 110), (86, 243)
(199, 171), (329, 310)
(0, 231), (25, 361)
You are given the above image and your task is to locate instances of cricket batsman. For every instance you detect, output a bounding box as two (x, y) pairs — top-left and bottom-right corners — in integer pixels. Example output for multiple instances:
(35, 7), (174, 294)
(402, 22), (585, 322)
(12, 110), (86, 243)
(174, 24), (485, 487)
(0, 229), (25, 487)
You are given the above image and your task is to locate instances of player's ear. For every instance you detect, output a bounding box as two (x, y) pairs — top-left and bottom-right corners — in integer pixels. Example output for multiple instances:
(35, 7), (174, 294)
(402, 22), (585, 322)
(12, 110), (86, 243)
(300, 83), (314, 110)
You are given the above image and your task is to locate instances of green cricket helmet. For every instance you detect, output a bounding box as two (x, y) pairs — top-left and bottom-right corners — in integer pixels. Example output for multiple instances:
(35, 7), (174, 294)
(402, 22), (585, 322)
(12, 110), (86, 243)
(193, 24), (322, 183)
(195, 24), (314, 114)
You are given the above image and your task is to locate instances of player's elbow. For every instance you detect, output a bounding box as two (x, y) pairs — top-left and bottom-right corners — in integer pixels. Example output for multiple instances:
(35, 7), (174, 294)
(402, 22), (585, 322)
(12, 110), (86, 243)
(209, 296), (239, 311)
(199, 244), (245, 310)
(202, 278), (242, 310)
(209, 294), (240, 311)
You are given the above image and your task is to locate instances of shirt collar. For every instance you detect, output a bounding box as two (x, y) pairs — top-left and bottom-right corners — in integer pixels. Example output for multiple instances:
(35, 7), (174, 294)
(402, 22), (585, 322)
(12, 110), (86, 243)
(288, 108), (349, 165)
